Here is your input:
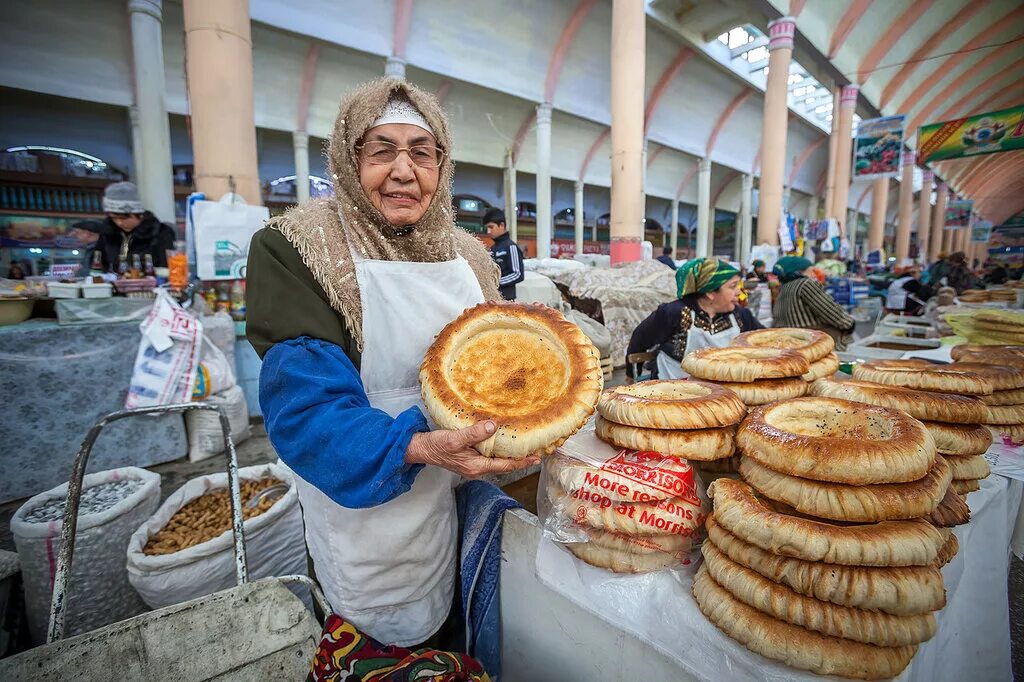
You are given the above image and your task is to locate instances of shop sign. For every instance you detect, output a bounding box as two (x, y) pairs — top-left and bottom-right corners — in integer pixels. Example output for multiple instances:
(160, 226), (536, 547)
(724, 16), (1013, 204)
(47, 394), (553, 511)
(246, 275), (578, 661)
(944, 199), (973, 230)
(918, 105), (1024, 163)
(852, 115), (905, 179)
(971, 220), (993, 244)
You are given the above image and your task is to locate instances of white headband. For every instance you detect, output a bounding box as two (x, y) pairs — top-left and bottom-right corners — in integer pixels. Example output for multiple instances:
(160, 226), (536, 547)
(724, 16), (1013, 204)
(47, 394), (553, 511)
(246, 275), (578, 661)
(370, 98), (434, 136)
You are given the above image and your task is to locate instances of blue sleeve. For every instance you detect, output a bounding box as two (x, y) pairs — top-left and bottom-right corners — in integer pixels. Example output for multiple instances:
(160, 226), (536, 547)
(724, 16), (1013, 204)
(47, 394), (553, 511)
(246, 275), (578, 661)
(259, 336), (429, 508)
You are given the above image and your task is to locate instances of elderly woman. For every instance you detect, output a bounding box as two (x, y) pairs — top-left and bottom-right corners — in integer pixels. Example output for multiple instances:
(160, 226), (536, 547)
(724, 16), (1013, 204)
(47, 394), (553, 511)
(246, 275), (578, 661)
(773, 255), (855, 349)
(246, 79), (535, 651)
(626, 258), (762, 380)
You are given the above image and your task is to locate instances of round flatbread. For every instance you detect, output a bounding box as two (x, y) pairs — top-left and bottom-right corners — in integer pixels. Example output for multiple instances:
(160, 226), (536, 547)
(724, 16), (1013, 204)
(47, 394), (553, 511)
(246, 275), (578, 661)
(946, 362), (1024, 390)
(809, 377), (987, 424)
(988, 423), (1024, 444)
(801, 353), (840, 382)
(594, 416), (735, 461)
(708, 478), (945, 566)
(951, 344), (1024, 362)
(681, 346), (809, 383)
(420, 302), (602, 458)
(950, 479), (980, 495)
(705, 516), (946, 616)
(694, 455), (740, 474)
(921, 421), (992, 456)
(712, 377), (807, 406)
(566, 527), (683, 573)
(732, 328), (835, 362)
(701, 541), (937, 646)
(980, 386), (1024, 406)
(983, 403), (1024, 425)
(692, 568), (918, 680)
(852, 359), (993, 395)
(596, 380), (745, 430)
(926, 486), (970, 527)
(933, 533), (959, 568)
(941, 454), (991, 481)
(738, 455), (950, 522)
(549, 479), (706, 539)
(738, 397), (936, 485)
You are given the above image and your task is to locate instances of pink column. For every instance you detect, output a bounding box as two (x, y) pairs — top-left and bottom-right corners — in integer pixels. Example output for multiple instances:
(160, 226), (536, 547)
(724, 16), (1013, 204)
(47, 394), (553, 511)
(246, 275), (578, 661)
(609, 0), (645, 263)
(934, 185), (950, 255)
(833, 85), (858, 240)
(868, 177), (888, 253)
(755, 17), (797, 245)
(919, 170), (934, 263)
(895, 151), (915, 264)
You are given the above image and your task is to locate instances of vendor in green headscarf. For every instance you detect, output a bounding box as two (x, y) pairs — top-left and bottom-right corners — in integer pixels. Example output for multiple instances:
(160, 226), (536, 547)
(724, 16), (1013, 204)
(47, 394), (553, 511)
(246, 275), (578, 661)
(626, 257), (763, 381)
(749, 259), (768, 283)
(773, 255), (855, 350)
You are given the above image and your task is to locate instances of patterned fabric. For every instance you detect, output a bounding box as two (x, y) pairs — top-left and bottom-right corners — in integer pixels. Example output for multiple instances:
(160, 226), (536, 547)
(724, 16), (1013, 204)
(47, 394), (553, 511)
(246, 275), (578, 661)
(773, 277), (855, 350)
(772, 256), (812, 283)
(309, 613), (491, 682)
(671, 305), (741, 357)
(676, 258), (740, 297)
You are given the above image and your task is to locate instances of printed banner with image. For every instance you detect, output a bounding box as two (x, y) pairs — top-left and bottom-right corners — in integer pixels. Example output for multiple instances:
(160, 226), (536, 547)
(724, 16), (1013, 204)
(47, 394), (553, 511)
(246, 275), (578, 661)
(971, 219), (993, 244)
(852, 115), (906, 179)
(918, 105), (1024, 163)
(944, 199), (974, 230)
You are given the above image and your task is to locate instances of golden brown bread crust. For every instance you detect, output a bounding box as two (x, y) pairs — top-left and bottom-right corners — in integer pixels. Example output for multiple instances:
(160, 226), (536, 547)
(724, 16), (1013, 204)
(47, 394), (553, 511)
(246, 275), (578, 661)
(852, 359), (994, 395)
(802, 353), (840, 381)
(695, 455), (740, 473)
(419, 301), (602, 458)
(594, 415), (735, 460)
(705, 516), (946, 615)
(922, 421), (993, 456)
(709, 478), (945, 566)
(926, 487), (970, 527)
(596, 379), (745, 429)
(951, 344), (1024, 361)
(700, 541), (937, 646)
(566, 527), (682, 573)
(692, 567), (918, 680)
(933, 533), (959, 568)
(733, 328), (835, 362)
(738, 456), (950, 522)
(682, 346), (810, 383)
(712, 377), (808, 406)
(737, 397), (936, 485)
(983, 402), (1024, 425)
(946, 362), (1024, 390)
(809, 377), (987, 424)
(980, 387), (1024, 405)
(950, 479), (980, 494)
(942, 454), (991, 481)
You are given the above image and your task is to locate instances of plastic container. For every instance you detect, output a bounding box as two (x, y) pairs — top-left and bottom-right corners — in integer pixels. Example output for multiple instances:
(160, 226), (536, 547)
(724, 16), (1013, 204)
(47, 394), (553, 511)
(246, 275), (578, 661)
(81, 282), (113, 299)
(0, 298), (34, 325)
(46, 281), (81, 299)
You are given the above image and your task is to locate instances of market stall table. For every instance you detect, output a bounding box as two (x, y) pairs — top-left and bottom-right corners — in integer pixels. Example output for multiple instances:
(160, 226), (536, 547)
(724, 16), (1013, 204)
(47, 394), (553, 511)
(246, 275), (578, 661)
(0, 319), (186, 503)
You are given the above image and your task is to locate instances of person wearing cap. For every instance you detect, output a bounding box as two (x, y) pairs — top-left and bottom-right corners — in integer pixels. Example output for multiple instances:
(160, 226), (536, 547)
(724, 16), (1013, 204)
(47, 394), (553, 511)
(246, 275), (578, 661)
(246, 79), (534, 653)
(656, 246), (678, 270)
(773, 255), (855, 349)
(95, 182), (176, 272)
(626, 257), (762, 381)
(749, 259), (768, 283)
(482, 207), (524, 299)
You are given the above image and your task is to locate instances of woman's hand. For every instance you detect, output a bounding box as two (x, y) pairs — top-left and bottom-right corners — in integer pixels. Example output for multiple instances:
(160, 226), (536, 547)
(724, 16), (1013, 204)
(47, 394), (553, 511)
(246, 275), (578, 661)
(406, 420), (540, 478)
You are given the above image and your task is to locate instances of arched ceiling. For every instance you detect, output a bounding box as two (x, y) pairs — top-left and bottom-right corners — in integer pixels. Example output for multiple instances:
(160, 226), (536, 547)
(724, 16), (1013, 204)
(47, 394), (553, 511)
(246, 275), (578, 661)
(766, 0), (1024, 225)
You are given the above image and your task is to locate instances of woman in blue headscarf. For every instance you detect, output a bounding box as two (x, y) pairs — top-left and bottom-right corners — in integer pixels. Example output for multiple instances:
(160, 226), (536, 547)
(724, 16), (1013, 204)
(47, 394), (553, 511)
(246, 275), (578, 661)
(626, 258), (763, 381)
(773, 256), (855, 349)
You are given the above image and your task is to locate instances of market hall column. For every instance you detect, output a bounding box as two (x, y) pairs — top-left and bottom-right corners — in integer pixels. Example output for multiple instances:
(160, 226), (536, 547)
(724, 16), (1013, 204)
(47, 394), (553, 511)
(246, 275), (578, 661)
(696, 157), (712, 258)
(934, 184), (949, 255)
(574, 180), (585, 257)
(918, 170), (933, 264)
(536, 102), (553, 259)
(504, 149), (518, 242)
(183, 0), (262, 205)
(824, 86), (839, 220)
(755, 16), (796, 246)
(669, 197), (679, 258)
(833, 85), (858, 243)
(293, 131), (310, 204)
(609, 0), (645, 264)
(894, 151), (915, 265)
(868, 178), (888, 254)
(740, 173), (753, 265)
(128, 0), (176, 223)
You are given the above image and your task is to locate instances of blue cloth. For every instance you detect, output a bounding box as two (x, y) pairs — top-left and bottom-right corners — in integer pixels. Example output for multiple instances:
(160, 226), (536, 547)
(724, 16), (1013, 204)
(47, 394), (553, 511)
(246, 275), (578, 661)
(456, 480), (522, 680)
(259, 336), (429, 508)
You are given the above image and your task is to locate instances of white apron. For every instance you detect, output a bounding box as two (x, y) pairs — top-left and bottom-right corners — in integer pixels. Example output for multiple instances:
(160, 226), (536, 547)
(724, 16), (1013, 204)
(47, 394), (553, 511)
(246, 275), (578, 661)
(886, 276), (912, 310)
(658, 307), (742, 379)
(290, 241), (484, 647)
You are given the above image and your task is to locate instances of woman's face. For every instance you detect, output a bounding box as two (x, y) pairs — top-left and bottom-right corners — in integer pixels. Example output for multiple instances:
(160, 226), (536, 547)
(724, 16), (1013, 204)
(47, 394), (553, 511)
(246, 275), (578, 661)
(358, 123), (440, 226)
(704, 275), (741, 314)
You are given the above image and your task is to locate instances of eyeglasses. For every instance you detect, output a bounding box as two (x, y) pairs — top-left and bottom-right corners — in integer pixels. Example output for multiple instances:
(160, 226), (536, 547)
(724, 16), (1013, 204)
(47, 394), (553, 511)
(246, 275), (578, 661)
(358, 140), (445, 168)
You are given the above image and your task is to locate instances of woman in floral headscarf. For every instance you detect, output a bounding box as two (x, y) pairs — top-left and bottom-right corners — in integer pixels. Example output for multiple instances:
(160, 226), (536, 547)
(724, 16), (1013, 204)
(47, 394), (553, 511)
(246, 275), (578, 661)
(625, 257), (763, 381)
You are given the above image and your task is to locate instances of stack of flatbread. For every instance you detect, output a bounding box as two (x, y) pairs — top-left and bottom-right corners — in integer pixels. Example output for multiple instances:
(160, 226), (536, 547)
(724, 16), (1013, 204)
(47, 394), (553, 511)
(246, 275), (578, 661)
(730, 327), (841, 386)
(951, 344), (1024, 446)
(595, 379), (746, 479)
(693, 398), (952, 678)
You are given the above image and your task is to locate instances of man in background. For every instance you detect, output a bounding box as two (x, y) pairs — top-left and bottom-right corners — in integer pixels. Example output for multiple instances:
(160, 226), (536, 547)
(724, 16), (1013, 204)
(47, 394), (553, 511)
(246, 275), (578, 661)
(483, 208), (524, 300)
(656, 246), (677, 270)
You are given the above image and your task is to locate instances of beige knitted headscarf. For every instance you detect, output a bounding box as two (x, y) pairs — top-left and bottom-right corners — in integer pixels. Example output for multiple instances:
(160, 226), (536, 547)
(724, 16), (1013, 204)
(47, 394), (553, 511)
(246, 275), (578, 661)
(269, 78), (500, 350)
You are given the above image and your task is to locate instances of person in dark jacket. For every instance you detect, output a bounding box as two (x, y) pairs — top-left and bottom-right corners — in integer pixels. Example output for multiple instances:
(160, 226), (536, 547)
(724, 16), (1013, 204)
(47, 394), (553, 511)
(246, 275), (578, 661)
(656, 246), (677, 270)
(483, 208), (524, 299)
(95, 181), (177, 272)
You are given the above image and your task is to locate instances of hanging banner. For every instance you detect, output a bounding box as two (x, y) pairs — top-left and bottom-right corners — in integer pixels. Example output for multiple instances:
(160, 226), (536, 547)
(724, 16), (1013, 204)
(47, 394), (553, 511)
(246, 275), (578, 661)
(852, 115), (905, 179)
(944, 199), (974, 230)
(971, 220), (993, 244)
(918, 105), (1024, 163)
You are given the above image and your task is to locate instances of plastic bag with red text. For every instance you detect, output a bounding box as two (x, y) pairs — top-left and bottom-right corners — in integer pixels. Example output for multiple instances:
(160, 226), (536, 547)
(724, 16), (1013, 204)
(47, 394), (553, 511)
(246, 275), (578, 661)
(538, 426), (709, 574)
